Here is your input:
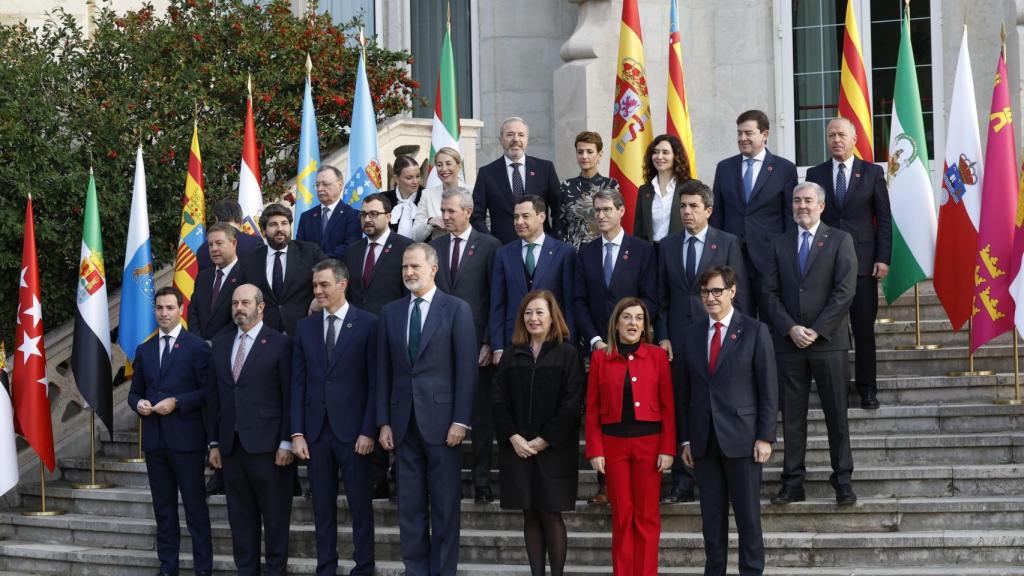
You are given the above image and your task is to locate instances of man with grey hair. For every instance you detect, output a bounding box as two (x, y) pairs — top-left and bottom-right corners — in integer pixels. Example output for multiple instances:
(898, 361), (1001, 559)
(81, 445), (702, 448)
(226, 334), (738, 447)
(471, 116), (562, 244)
(761, 180), (859, 507)
(296, 165), (362, 260)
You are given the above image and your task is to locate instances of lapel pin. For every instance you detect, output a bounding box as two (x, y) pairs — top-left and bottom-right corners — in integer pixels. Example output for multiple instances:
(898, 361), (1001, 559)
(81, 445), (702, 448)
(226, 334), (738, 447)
(347, 323), (352, 328)
(260, 338), (267, 344)
(174, 343), (180, 349)
(730, 334), (737, 340)
(467, 250), (475, 257)
(529, 171), (535, 177)
(817, 241), (824, 247)
(230, 278), (237, 284)
(855, 172), (862, 178)
(623, 250), (630, 261)
(767, 166), (773, 172)
(710, 243), (717, 250)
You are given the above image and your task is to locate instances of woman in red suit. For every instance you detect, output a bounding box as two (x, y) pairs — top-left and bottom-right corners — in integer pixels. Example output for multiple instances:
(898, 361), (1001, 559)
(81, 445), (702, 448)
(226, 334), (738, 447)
(586, 297), (676, 575)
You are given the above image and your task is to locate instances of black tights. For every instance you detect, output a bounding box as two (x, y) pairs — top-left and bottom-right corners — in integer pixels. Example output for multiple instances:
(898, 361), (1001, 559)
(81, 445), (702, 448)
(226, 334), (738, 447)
(523, 509), (567, 576)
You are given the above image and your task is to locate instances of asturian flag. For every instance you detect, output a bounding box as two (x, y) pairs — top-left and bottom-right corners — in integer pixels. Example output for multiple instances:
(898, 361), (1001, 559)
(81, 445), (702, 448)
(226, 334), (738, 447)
(119, 146), (157, 372)
(238, 74), (264, 239)
(343, 34), (382, 209)
(425, 12), (461, 188)
(0, 342), (18, 496)
(294, 54), (321, 233)
(72, 170), (114, 437)
(173, 121), (205, 326)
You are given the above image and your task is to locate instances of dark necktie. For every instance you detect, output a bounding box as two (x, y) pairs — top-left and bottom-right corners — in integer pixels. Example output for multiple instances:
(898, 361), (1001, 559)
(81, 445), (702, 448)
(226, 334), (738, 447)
(363, 242), (377, 288)
(160, 335), (171, 368)
(272, 251), (284, 299)
(603, 242), (615, 287)
(321, 206), (331, 236)
(408, 298), (424, 363)
(709, 322), (722, 375)
(836, 163), (848, 207)
(685, 236), (697, 283)
(212, 268), (224, 303)
(450, 237), (462, 284)
(743, 157), (755, 202)
(325, 315), (337, 364)
(525, 243), (537, 277)
(799, 231), (811, 275)
(511, 162), (525, 200)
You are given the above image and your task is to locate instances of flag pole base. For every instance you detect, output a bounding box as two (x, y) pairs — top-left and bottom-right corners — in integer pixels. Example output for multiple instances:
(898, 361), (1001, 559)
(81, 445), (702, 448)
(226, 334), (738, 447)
(948, 370), (994, 377)
(119, 457), (145, 464)
(70, 482), (115, 489)
(994, 398), (1023, 405)
(876, 317), (894, 324)
(21, 510), (64, 517)
(895, 344), (941, 350)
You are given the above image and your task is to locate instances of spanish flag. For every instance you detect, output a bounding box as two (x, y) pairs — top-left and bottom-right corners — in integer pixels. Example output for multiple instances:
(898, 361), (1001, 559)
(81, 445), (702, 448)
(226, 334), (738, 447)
(838, 0), (873, 162)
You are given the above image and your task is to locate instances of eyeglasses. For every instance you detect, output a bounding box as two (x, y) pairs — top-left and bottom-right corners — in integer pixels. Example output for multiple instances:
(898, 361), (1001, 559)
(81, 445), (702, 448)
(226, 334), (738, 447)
(593, 207), (617, 215)
(699, 287), (728, 299)
(359, 211), (389, 220)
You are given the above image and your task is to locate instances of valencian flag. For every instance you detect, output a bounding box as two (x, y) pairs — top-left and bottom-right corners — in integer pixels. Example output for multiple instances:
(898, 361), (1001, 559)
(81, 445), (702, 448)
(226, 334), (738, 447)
(294, 55), (321, 234)
(344, 31), (382, 209)
(880, 3), (936, 303)
(12, 196), (56, 472)
(425, 10), (461, 188)
(173, 121), (206, 326)
(72, 170), (114, 437)
(238, 74), (264, 239)
(935, 27), (983, 331)
(1, 342), (18, 497)
(972, 41), (1018, 352)
(838, 0), (873, 162)
(609, 0), (653, 234)
(119, 146), (158, 372)
(666, 0), (696, 176)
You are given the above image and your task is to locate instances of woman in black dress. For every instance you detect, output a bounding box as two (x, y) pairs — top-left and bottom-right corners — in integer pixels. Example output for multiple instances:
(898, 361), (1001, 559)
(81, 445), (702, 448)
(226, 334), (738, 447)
(493, 289), (583, 576)
(554, 130), (620, 248)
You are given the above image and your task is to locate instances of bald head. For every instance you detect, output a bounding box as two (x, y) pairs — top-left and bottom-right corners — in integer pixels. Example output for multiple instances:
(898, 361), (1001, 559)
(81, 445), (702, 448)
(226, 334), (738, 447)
(231, 283), (265, 331)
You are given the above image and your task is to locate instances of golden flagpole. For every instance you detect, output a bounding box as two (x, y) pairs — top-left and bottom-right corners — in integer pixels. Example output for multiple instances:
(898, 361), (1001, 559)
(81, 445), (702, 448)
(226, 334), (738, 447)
(71, 411), (114, 489)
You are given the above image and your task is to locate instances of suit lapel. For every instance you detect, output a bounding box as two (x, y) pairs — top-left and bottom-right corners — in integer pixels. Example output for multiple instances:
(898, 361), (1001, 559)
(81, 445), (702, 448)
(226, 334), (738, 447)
(784, 230), (802, 279)
(730, 155), (746, 205)
(236, 326), (267, 383)
(802, 224), (831, 277)
(309, 209), (325, 243)
(664, 235), (687, 290)
(435, 235), (452, 282)
(328, 309), (357, 370)
(158, 334), (178, 379)
(454, 232), (482, 288)
(712, 314), (744, 377)
(212, 265), (241, 318)
(749, 152), (773, 202)
(694, 228), (718, 283)
(281, 242), (302, 296)
(524, 156), (537, 195)
(368, 237), (399, 288)
(531, 237), (557, 287)
(495, 158), (514, 200)
(844, 158), (864, 210)
(413, 294), (444, 364)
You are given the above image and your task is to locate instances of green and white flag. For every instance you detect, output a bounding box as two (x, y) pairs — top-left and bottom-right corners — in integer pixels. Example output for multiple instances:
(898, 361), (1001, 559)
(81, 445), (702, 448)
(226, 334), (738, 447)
(881, 6), (937, 303)
(425, 15), (462, 188)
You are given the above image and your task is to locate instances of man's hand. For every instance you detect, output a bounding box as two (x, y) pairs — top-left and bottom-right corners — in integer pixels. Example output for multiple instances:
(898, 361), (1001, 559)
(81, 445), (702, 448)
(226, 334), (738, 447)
(292, 435), (310, 460)
(275, 448), (294, 466)
(656, 454), (674, 472)
(492, 350), (504, 365)
(308, 298), (323, 315)
(355, 435), (375, 455)
(152, 397), (177, 415)
(593, 341), (608, 352)
(681, 444), (694, 467)
(136, 399), (154, 416)
(510, 434), (538, 458)
(754, 440), (772, 464)
(379, 425), (394, 451)
(446, 424), (467, 447)
(208, 447), (222, 470)
(478, 344), (492, 367)
(659, 339), (673, 361)
(590, 456), (606, 474)
(788, 325), (817, 349)
(873, 262), (890, 279)
(526, 437), (550, 453)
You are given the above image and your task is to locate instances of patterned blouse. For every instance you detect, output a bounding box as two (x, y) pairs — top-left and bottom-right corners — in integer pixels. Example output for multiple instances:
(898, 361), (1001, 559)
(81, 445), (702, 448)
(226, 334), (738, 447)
(554, 173), (620, 249)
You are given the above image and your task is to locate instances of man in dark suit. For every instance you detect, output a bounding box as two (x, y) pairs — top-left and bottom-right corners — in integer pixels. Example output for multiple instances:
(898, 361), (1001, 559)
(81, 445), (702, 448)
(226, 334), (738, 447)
(378, 243), (477, 576)
(805, 116), (892, 409)
(207, 284), (294, 575)
(471, 117), (561, 244)
(490, 195), (575, 366)
(295, 165), (362, 260)
(196, 199), (264, 271)
(762, 181), (858, 506)
(129, 286), (213, 576)
(188, 223), (243, 341)
(678, 266), (777, 576)
(291, 260), (377, 576)
(710, 110), (798, 318)
(345, 193), (414, 315)
(655, 179), (747, 503)
(432, 188), (502, 503)
(238, 203), (325, 335)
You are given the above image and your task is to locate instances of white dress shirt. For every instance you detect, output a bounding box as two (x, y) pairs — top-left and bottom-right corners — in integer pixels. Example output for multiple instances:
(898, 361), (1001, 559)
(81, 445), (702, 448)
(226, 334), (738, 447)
(650, 177), (677, 242)
(158, 324), (183, 366)
(449, 227), (473, 264)
(364, 228), (392, 272)
(213, 258), (237, 289)
(521, 232), (546, 265)
(706, 307), (735, 360)
(407, 286), (437, 335)
(505, 155), (527, 192)
(264, 244), (289, 287)
(319, 198), (341, 225)
(683, 225), (709, 271)
(323, 302), (350, 347)
(742, 148), (767, 188)
(796, 221), (821, 253)
(832, 156), (855, 192)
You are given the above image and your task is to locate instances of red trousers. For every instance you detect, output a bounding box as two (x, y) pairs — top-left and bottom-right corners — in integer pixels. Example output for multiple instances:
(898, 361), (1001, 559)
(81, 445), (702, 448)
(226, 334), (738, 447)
(603, 433), (663, 576)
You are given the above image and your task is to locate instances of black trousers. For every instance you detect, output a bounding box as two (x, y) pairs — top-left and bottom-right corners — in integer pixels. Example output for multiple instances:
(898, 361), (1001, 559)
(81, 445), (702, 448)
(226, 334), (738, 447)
(850, 274), (878, 394)
(472, 365), (496, 489)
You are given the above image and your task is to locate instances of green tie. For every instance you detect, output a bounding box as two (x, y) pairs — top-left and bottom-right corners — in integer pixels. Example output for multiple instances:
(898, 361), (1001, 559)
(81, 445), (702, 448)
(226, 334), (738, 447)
(525, 243), (538, 276)
(408, 297), (424, 363)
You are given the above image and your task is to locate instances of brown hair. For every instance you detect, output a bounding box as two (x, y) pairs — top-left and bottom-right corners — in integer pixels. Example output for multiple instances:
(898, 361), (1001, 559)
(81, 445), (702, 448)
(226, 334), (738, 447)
(574, 130), (604, 153)
(605, 297), (654, 356)
(643, 134), (692, 185)
(511, 290), (571, 347)
(698, 265), (736, 290)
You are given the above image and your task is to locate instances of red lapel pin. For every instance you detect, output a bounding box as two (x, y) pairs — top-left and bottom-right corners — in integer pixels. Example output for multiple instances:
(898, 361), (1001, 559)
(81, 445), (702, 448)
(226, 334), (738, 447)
(710, 243), (717, 250)
(817, 241), (824, 247)
(260, 338), (267, 344)
(767, 166), (773, 172)
(729, 334), (737, 340)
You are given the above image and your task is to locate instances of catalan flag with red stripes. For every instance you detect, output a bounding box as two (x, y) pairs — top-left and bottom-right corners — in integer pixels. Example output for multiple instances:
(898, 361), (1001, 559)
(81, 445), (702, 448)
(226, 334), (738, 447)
(173, 120), (205, 325)
(838, 0), (873, 162)
(666, 0), (696, 176)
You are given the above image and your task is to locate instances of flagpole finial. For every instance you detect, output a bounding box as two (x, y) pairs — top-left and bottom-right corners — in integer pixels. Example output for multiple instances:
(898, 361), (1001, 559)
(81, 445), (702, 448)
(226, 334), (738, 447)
(1001, 20), (1007, 47)
(447, 1), (451, 25)
(305, 53), (312, 77)
(247, 72), (253, 99)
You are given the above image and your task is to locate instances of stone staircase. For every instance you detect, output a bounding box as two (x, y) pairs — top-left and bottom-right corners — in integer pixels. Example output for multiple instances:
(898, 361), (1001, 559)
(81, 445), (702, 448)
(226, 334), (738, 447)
(2, 282), (1024, 575)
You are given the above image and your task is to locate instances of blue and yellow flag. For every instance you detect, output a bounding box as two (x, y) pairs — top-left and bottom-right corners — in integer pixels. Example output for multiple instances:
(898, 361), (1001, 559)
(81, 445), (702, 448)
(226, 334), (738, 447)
(294, 55), (321, 232)
(343, 33), (381, 209)
(118, 147), (157, 373)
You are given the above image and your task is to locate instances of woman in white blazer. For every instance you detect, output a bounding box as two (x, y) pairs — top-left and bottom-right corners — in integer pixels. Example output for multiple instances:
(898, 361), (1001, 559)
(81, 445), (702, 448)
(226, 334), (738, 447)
(412, 146), (464, 241)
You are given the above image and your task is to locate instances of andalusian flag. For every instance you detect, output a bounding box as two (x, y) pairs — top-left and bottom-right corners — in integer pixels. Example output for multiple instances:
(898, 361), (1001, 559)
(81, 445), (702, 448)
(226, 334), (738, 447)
(118, 147), (157, 372)
(838, 0), (873, 162)
(666, 0), (696, 176)
(881, 4), (936, 303)
(72, 170), (113, 436)
(425, 12), (461, 188)
(609, 0), (653, 234)
(343, 32), (382, 209)
(294, 54), (320, 234)
(173, 121), (205, 325)
(238, 74), (264, 239)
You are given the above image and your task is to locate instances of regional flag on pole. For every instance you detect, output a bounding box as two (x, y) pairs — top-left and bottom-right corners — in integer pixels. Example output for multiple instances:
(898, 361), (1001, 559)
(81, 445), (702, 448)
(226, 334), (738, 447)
(294, 55), (321, 234)
(173, 121), (205, 325)
(972, 38), (1018, 352)
(72, 170), (114, 437)
(838, 0), (873, 162)
(1010, 146), (1024, 336)
(880, 3), (936, 304)
(1, 343), (18, 496)
(609, 0), (653, 234)
(935, 27), (983, 331)
(666, 0), (696, 176)
(343, 30), (383, 209)
(13, 196), (56, 472)
(238, 74), (264, 239)
(425, 10), (461, 188)
(119, 146), (158, 371)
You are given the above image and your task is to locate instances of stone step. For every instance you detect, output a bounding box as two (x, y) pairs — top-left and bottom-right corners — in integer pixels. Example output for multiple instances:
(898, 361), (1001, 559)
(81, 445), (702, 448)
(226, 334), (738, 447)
(873, 345), (1018, 376)
(873, 319), (1014, 348)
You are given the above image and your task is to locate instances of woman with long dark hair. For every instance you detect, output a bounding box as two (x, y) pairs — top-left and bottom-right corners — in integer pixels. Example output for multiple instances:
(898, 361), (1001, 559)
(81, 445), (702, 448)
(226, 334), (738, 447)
(632, 134), (692, 243)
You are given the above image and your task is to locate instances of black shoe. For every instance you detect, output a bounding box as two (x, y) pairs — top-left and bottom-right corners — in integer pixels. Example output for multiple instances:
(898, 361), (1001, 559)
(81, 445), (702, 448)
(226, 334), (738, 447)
(205, 474), (224, 496)
(835, 484), (858, 506)
(860, 392), (880, 410)
(771, 485), (805, 505)
(474, 486), (494, 503)
(660, 486), (695, 504)
(372, 482), (391, 500)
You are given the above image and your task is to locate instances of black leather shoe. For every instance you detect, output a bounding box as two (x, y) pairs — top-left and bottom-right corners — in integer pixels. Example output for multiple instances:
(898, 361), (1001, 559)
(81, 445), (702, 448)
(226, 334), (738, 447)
(474, 486), (494, 503)
(660, 486), (695, 503)
(771, 485), (805, 504)
(860, 392), (880, 410)
(836, 484), (858, 506)
(205, 473), (224, 496)
(372, 482), (391, 500)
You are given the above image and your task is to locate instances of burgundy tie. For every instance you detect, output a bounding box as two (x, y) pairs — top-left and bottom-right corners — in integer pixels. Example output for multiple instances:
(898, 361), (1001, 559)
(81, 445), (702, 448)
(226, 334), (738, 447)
(362, 242), (377, 288)
(450, 237), (462, 284)
(212, 268), (224, 303)
(709, 322), (723, 375)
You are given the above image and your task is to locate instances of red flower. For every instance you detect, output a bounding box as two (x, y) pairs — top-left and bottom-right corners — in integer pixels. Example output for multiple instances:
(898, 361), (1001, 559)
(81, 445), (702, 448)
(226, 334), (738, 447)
(107, 150), (118, 159)
(192, 33), (203, 42)
(332, 95), (347, 107)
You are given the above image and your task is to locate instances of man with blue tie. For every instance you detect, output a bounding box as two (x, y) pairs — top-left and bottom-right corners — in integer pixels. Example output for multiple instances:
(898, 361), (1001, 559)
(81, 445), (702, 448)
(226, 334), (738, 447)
(296, 165), (362, 260)
(710, 110), (798, 317)
(129, 286), (212, 576)
(377, 243), (477, 576)
(491, 195), (575, 366)
(291, 259), (377, 576)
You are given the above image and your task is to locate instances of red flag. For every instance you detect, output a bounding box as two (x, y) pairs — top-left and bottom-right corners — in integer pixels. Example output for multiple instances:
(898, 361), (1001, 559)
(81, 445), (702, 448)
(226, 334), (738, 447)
(12, 196), (56, 472)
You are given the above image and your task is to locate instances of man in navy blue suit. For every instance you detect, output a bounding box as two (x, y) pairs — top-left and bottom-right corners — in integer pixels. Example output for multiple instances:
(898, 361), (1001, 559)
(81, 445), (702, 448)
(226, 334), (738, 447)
(129, 286), (212, 576)
(710, 110), (798, 317)
(196, 199), (264, 272)
(471, 117), (561, 244)
(490, 195), (575, 366)
(678, 266), (777, 576)
(291, 259), (377, 576)
(296, 165), (362, 260)
(207, 284), (294, 576)
(377, 243), (477, 576)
